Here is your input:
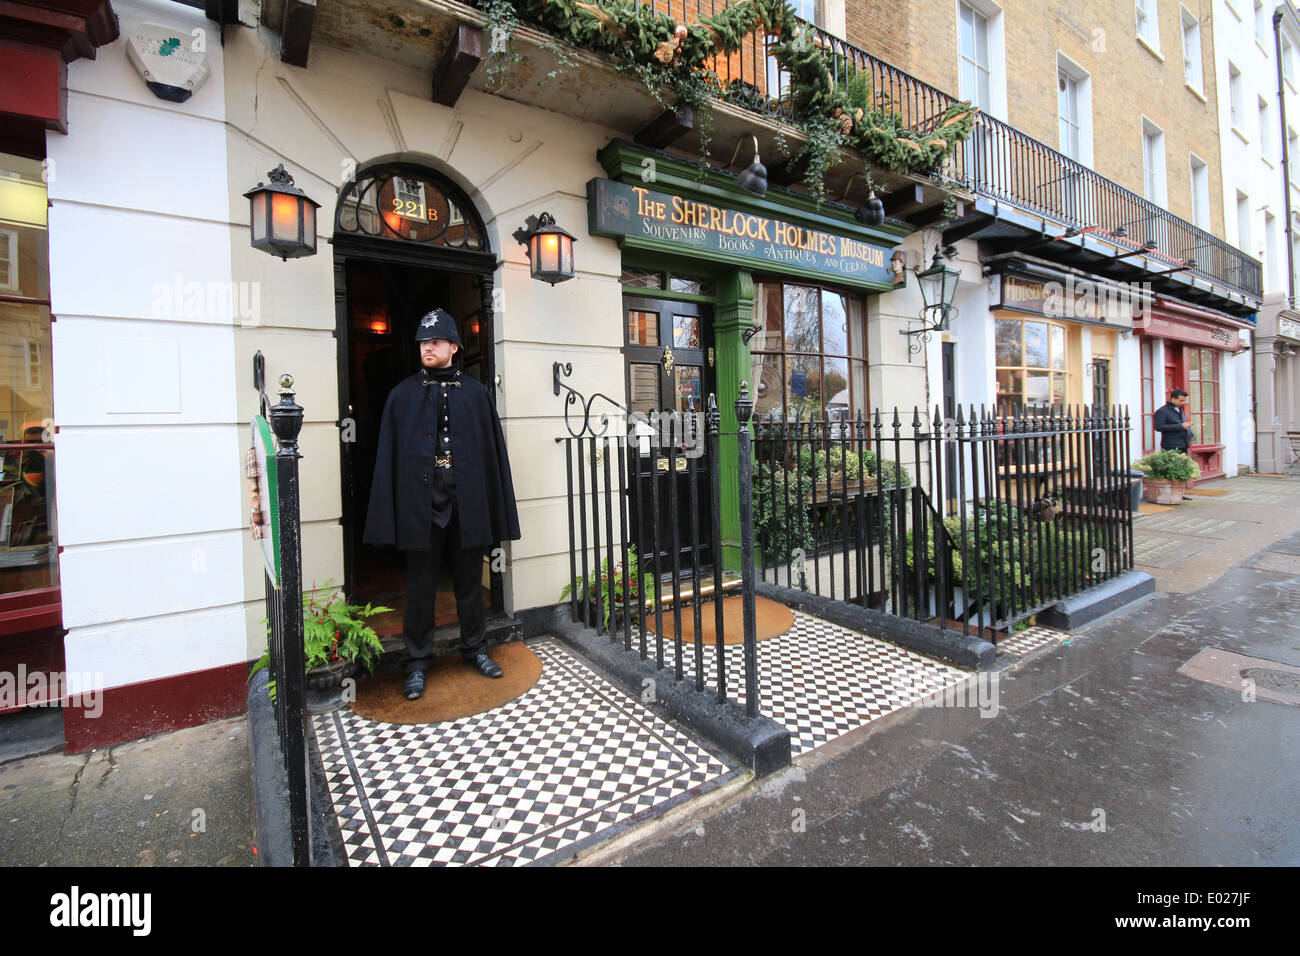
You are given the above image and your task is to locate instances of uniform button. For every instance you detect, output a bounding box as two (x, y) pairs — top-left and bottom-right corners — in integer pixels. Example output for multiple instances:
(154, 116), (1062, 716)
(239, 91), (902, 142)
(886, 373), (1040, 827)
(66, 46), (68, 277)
(426, 432), (432, 438)
(443, 436), (450, 443)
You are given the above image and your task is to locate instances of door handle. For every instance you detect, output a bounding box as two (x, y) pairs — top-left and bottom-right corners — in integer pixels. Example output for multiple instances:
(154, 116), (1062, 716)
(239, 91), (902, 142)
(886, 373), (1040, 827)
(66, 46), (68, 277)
(662, 346), (675, 374)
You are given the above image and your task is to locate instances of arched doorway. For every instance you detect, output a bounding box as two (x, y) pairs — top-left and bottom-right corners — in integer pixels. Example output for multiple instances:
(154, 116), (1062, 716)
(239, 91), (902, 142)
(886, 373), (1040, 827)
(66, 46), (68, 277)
(333, 162), (502, 619)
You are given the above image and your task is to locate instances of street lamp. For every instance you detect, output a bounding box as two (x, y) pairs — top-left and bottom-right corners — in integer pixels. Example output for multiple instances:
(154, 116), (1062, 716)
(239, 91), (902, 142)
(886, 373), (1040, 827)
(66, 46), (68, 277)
(244, 164), (320, 260)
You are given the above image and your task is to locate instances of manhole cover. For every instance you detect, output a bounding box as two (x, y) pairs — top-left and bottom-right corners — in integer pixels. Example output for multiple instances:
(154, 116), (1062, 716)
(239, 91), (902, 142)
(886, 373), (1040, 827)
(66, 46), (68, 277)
(1240, 668), (1300, 694)
(1179, 648), (1300, 706)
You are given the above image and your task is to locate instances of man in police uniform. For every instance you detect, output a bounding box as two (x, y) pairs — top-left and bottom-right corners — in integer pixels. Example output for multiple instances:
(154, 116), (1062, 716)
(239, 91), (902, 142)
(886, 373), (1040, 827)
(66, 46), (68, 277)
(363, 308), (521, 701)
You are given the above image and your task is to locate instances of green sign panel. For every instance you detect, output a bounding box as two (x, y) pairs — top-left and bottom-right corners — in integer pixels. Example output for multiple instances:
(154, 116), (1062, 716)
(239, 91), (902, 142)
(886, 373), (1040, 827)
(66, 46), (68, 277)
(588, 177), (895, 287)
(248, 415), (280, 586)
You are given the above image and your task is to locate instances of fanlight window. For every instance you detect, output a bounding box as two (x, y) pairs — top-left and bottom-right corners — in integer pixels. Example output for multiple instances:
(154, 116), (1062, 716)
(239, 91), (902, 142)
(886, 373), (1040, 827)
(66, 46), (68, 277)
(336, 165), (485, 250)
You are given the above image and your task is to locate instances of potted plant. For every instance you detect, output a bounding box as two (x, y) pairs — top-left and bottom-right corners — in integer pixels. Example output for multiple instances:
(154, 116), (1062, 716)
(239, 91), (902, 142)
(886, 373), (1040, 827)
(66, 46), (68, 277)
(250, 582), (391, 712)
(559, 544), (655, 631)
(1133, 450), (1201, 505)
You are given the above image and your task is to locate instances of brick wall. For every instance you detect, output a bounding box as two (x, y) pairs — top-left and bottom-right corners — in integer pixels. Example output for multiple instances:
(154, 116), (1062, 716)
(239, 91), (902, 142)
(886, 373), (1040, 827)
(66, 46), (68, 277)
(841, 1), (1225, 238)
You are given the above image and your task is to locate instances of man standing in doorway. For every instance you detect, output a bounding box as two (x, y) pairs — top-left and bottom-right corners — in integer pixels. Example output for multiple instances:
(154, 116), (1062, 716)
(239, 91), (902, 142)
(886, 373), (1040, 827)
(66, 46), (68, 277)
(363, 308), (521, 701)
(1154, 388), (1194, 452)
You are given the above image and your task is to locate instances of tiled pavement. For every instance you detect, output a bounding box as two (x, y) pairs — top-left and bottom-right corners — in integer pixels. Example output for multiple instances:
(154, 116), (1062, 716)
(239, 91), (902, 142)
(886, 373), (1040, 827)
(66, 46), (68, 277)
(312, 638), (734, 867)
(629, 611), (972, 757)
(312, 608), (1004, 865)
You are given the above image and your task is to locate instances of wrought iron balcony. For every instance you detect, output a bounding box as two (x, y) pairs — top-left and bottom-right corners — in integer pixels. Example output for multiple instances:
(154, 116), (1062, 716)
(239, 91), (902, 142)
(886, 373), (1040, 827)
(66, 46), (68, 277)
(593, 1), (1263, 305)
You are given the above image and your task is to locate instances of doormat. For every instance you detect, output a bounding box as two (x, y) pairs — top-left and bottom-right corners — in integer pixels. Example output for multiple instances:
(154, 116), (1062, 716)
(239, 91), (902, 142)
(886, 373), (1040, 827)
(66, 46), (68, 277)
(1137, 502), (1174, 515)
(1178, 647), (1300, 706)
(1185, 488), (1230, 497)
(643, 595), (794, 644)
(350, 643), (542, 725)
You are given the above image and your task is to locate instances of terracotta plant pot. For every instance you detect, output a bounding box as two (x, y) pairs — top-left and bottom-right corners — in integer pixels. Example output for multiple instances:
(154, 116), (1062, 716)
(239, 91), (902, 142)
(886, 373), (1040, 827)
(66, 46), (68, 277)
(1142, 478), (1186, 505)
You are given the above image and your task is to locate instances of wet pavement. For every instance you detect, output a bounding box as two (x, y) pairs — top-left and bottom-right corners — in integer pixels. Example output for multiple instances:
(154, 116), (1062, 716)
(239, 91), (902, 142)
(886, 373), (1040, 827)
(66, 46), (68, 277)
(618, 491), (1300, 866)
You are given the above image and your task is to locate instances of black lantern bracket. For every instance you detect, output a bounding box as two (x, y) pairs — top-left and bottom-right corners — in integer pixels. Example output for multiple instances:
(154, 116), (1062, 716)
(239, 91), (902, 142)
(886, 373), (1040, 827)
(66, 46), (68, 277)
(899, 245), (961, 362)
(552, 361), (626, 438)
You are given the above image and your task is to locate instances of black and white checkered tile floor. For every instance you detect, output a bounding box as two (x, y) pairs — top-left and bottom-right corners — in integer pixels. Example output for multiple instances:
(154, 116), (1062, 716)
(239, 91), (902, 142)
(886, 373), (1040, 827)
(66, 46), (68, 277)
(631, 610), (971, 756)
(312, 638), (733, 867)
(995, 625), (1066, 659)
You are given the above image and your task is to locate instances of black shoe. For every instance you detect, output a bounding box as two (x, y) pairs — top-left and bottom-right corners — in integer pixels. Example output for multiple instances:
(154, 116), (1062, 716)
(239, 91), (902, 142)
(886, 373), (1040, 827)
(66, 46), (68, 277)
(403, 670), (427, 700)
(466, 652), (503, 679)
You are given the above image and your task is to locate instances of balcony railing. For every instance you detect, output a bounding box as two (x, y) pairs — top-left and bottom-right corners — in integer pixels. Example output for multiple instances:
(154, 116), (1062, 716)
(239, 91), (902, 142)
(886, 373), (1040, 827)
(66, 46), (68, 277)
(583, 1), (1262, 301)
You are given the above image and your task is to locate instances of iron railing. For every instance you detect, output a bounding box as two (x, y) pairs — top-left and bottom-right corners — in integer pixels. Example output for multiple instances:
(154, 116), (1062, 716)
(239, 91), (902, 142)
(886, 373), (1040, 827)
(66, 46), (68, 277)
(566, 1), (1262, 300)
(752, 403), (1137, 637)
(554, 364), (762, 715)
(252, 352), (311, 866)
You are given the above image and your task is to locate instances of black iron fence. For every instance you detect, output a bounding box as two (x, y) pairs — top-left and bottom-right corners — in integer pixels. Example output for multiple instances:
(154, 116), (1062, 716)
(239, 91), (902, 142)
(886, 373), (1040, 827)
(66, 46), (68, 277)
(554, 364), (762, 715)
(752, 403), (1136, 637)
(252, 353), (311, 866)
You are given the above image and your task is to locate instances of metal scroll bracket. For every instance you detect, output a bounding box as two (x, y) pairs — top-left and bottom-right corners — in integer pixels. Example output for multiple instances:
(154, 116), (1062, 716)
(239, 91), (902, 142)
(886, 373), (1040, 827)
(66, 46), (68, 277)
(552, 361), (628, 439)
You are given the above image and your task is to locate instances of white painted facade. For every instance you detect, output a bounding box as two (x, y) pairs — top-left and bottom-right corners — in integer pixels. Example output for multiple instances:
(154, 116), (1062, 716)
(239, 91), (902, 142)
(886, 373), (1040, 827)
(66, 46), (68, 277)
(42, 0), (934, 708)
(48, 0), (245, 690)
(1213, 0), (1300, 471)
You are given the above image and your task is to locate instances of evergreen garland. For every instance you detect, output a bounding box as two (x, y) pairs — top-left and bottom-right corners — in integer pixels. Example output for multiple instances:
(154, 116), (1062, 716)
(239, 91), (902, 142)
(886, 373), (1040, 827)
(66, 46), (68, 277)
(474, 0), (977, 196)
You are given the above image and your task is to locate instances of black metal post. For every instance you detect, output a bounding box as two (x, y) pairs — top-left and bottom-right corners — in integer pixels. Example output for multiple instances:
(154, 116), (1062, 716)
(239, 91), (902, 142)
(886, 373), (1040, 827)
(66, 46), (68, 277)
(736, 383), (760, 718)
(269, 372), (311, 868)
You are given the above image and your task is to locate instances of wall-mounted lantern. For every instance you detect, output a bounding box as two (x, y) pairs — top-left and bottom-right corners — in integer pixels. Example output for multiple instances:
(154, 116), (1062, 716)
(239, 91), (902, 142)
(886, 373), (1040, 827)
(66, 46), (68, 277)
(513, 211), (576, 285)
(244, 164), (320, 260)
(914, 246), (960, 331)
(900, 246), (961, 360)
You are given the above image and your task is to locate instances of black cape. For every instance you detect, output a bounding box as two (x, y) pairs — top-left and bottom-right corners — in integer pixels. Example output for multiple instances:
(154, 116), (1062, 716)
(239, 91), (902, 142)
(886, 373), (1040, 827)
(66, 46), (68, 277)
(363, 366), (521, 551)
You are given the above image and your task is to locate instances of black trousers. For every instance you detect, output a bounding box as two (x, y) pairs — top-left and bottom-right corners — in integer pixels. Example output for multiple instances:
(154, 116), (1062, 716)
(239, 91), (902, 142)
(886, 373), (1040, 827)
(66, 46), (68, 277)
(401, 506), (487, 674)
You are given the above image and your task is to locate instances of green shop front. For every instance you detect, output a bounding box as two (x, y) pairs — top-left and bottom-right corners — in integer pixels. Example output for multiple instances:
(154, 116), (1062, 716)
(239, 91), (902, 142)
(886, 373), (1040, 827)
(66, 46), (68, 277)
(587, 140), (911, 572)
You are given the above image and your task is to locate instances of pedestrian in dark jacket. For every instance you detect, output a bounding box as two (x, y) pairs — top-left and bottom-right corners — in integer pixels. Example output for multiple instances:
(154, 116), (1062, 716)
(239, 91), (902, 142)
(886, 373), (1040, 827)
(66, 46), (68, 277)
(1153, 388), (1193, 452)
(363, 308), (521, 700)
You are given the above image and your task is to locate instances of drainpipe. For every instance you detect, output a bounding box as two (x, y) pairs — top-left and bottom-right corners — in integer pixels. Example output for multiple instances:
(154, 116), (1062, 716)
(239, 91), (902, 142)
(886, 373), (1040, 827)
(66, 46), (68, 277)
(1277, 8), (1296, 308)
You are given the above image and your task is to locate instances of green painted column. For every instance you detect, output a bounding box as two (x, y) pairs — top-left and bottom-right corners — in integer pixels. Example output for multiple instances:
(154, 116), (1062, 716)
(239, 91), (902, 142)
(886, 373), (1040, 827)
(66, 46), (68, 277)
(713, 269), (754, 572)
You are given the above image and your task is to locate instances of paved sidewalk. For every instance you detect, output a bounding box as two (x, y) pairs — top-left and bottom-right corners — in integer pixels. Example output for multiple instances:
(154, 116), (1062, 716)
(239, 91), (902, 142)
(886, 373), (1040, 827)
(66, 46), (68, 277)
(1132, 473), (1300, 593)
(0, 716), (255, 866)
(618, 528), (1300, 866)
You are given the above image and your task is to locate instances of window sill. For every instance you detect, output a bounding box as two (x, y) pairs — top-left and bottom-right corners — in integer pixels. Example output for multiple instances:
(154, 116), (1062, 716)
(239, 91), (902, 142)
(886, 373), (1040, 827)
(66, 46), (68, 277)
(1233, 126), (1251, 145)
(1185, 82), (1207, 103)
(1224, 0), (1241, 21)
(1287, 76), (1298, 97)
(1263, 156), (1276, 171)
(1137, 35), (1164, 62)
(1256, 39), (1271, 59)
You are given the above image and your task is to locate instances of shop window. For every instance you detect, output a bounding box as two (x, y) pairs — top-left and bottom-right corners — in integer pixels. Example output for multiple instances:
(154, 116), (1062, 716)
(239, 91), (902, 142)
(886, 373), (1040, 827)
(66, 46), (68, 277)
(669, 273), (715, 297)
(1187, 347), (1220, 444)
(995, 317), (1069, 415)
(749, 281), (867, 430)
(0, 152), (56, 597)
(620, 267), (665, 290)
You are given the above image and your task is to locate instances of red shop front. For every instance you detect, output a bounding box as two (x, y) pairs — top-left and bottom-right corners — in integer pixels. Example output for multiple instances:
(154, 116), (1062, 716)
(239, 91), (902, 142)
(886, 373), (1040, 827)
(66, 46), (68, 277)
(1134, 298), (1251, 481)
